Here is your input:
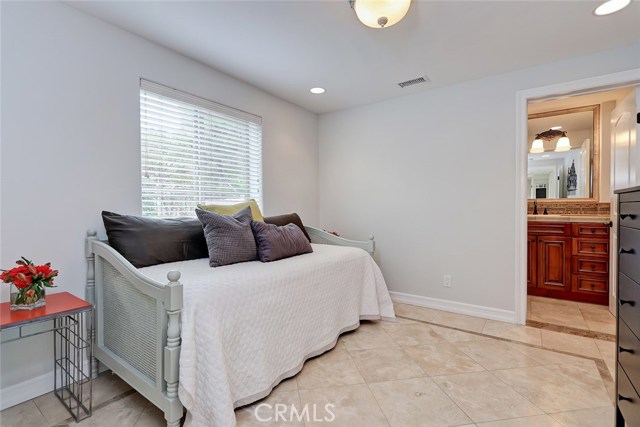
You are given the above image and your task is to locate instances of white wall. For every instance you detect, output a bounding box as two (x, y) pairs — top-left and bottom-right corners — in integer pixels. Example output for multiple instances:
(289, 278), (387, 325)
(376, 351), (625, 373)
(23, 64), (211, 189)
(319, 43), (640, 316)
(0, 1), (318, 402)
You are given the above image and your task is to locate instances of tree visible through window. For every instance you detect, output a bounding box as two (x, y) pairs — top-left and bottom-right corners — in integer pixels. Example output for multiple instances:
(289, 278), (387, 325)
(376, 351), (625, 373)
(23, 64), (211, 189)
(140, 80), (262, 217)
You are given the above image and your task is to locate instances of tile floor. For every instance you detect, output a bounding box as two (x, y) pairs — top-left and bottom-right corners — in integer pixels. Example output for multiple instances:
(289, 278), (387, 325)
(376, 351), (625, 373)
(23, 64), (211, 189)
(527, 296), (616, 335)
(0, 303), (617, 427)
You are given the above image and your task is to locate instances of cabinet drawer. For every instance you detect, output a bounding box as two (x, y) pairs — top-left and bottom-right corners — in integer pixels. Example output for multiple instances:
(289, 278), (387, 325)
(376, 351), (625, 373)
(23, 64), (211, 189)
(528, 222), (570, 236)
(619, 319), (640, 391)
(572, 275), (608, 294)
(620, 202), (640, 230)
(572, 238), (609, 256)
(621, 190), (640, 203)
(618, 363), (640, 424)
(620, 227), (640, 281)
(571, 223), (610, 238)
(571, 256), (609, 275)
(619, 274), (640, 339)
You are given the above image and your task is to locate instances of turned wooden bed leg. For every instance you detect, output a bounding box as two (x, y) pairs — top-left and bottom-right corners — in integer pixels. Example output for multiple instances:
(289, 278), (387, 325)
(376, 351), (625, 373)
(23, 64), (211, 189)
(164, 271), (184, 427)
(85, 229), (99, 379)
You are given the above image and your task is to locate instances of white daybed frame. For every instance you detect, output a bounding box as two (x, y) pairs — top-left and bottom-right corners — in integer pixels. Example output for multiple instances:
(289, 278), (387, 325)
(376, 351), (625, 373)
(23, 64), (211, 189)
(85, 227), (374, 427)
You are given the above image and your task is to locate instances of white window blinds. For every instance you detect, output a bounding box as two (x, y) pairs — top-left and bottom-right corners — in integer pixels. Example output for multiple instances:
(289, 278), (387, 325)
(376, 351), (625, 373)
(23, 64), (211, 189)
(140, 79), (262, 217)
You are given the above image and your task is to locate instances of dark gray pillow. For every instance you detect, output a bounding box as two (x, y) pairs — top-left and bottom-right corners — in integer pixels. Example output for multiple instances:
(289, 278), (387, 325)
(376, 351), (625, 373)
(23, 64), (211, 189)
(251, 221), (313, 263)
(264, 213), (311, 242)
(102, 211), (208, 268)
(195, 206), (257, 267)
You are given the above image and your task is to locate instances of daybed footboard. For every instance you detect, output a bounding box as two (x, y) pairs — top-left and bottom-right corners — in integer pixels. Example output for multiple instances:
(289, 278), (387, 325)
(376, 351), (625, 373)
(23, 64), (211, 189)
(85, 230), (183, 427)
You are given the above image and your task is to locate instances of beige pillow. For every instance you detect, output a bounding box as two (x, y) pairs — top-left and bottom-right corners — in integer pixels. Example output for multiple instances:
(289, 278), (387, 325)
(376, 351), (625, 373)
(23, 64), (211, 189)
(197, 199), (264, 222)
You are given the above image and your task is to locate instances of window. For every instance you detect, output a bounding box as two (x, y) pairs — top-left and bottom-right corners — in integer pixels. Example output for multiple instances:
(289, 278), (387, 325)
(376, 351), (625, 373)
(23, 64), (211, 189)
(140, 79), (262, 217)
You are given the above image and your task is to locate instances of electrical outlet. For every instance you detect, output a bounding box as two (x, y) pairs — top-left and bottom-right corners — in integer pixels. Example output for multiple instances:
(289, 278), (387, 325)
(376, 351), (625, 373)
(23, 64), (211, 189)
(443, 274), (452, 288)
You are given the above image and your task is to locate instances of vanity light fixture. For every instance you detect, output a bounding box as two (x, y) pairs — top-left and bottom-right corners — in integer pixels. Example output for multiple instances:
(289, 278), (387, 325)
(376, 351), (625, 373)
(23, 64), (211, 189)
(594, 0), (631, 16)
(555, 131), (571, 152)
(530, 137), (545, 154)
(349, 0), (412, 28)
(310, 87), (326, 94)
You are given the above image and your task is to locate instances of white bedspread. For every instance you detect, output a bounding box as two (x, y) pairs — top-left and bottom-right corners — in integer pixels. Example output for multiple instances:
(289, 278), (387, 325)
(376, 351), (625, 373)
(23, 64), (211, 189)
(139, 243), (395, 427)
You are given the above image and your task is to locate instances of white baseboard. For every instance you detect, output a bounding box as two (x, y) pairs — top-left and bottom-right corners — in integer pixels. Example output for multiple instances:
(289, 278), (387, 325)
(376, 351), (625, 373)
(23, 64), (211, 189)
(0, 359), (97, 411)
(390, 291), (517, 324)
(0, 370), (53, 410)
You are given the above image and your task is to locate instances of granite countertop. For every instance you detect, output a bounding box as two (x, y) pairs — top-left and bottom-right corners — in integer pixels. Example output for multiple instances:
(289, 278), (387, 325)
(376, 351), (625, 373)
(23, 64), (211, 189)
(527, 214), (610, 223)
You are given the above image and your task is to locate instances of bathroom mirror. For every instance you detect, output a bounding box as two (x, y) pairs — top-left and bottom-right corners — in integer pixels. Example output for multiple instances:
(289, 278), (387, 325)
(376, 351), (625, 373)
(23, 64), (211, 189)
(527, 105), (600, 200)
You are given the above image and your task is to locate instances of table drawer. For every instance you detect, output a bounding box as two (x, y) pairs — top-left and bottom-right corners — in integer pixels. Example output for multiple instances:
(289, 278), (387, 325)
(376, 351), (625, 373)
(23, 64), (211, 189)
(620, 274), (640, 339)
(618, 363), (640, 424)
(620, 202), (640, 230)
(619, 319), (640, 391)
(571, 223), (610, 238)
(572, 238), (609, 256)
(528, 222), (570, 236)
(572, 256), (609, 275)
(620, 227), (640, 281)
(572, 275), (608, 294)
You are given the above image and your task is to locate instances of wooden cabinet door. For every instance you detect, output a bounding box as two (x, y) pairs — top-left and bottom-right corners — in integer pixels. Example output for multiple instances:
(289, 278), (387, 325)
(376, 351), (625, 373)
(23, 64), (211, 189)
(527, 235), (537, 289)
(538, 236), (571, 291)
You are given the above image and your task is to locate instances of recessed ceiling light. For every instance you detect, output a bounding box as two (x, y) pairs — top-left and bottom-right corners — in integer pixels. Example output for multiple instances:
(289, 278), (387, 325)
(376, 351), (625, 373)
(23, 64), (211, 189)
(310, 87), (326, 94)
(550, 126), (562, 130)
(594, 0), (630, 16)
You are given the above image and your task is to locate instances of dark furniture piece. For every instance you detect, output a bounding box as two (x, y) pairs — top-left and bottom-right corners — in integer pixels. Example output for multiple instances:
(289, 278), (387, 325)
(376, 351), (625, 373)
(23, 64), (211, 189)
(528, 221), (610, 305)
(616, 185), (640, 427)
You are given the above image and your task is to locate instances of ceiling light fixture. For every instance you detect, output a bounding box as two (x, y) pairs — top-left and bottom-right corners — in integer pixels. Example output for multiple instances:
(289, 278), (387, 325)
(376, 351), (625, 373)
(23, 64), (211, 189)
(550, 126), (562, 130)
(349, 0), (411, 28)
(310, 87), (326, 94)
(555, 131), (571, 152)
(594, 0), (631, 16)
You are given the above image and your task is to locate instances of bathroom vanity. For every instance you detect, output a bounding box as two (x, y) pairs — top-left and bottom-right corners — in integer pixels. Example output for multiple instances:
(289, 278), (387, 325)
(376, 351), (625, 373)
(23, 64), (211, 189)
(527, 215), (610, 305)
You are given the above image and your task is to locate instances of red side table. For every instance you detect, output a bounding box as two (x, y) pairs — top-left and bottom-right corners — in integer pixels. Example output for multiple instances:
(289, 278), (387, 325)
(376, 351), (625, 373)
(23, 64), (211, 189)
(0, 292), (93, 421)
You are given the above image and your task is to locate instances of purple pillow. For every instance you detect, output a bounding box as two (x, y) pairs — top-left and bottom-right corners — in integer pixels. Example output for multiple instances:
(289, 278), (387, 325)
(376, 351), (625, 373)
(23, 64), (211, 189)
(250, 221), (313, 262)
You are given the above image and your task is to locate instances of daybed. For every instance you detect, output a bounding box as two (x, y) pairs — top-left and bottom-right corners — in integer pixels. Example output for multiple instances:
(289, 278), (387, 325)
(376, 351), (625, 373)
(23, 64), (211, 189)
(85, 226), (395, 427)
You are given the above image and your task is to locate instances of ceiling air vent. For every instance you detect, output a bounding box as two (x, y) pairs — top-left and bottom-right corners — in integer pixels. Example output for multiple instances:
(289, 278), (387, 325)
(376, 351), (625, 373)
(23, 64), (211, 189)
(397, 75), (431, 88)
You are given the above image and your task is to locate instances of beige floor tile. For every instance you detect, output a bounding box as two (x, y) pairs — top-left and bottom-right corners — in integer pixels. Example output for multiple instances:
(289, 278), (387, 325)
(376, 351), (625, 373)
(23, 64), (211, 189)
(349, 347), (424, 383)
(529, 300), (589, 330)
(76, 392), (147, 427)
(505, 342), (587, 365)
(0, 400), (48, 427)
(476, 414), (563, 426)
(577, 301), (612, 312)
(379, 322), (444, 346)
(428, 325), (489, 343)
(482, 320), (542, 346)
(393, 303), (440, 322)
(432, 371), (543, 423)
(296, 343), (364, 390)
(92, 372), (135, 406)
(581, 309), (616, 334)
(430, 311), (487, 333)
(545, 360), (610, 402)
(404, 342), (485, 376)
(273, 376), (298, 392)
(548, 405), (615, 427)
(596, 339), (617, 378)
(298, 384), (389, 427)
(235, 387), (304, 427)
(369, 377), (472, 427)
(541, 330), (601, 358)
(340, 322), (397, 351)
(33, 390), (81, 426)
(133, 402), (165, 427)
(493, 366), (611, 413)
(454, 339), (539, 370)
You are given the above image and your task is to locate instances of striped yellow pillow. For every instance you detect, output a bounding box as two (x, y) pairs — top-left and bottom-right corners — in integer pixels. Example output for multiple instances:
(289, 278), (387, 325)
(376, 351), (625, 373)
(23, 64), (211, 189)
(197, 199), (264, 222)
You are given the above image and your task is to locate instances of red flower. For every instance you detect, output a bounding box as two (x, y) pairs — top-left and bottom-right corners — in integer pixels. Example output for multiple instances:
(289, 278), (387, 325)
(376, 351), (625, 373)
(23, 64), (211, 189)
(13, 272), (32, 289)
